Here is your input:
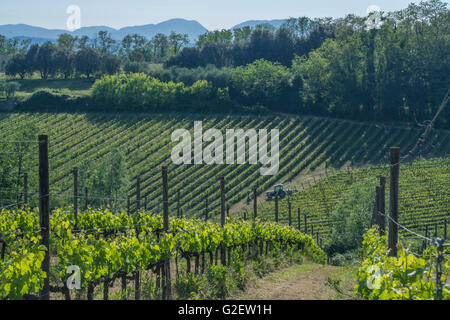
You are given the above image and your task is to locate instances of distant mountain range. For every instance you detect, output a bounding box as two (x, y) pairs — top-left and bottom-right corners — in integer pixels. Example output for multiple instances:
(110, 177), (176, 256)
(0, 18), (288, 44)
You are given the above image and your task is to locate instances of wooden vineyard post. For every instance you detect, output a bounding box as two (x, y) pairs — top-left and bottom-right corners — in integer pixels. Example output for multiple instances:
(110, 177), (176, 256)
(84, 187), (88, 211)
(73, 167), (78, 230)
(444, 219), (447, 240)
(378, 176), (386, 235)
(205, 198), (208, 221)
(226, 203), (230, 217)
(274, 193), (279, 223)
(177, 190), (180, 218)
(288, 200), (292, 226)
(304, 215), (307, 234)
(298, 208), (301, 230)
(371, 187), (379, 228)
(38, 135), (50, 300)
(136, 176), (141, 212)
(388, 147), (400, 257)
(161, 166), (170, 299)
(135, 176), (141, 300)
(253, 187), (257, 220)
(220, 177), (226, 266)
(23, 172), (28, 206)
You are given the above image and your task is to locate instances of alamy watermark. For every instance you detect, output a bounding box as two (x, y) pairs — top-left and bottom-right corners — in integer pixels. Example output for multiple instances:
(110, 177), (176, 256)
(366, 265), (382, 290)
(66, 265), (81, 290)
(171, 121), (279, 176)
(365, 5), (383, 31)
(66, 5), (81, 31)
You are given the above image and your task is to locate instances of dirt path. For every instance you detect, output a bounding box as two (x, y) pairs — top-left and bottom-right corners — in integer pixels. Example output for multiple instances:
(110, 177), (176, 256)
(231, 263), (356, 300)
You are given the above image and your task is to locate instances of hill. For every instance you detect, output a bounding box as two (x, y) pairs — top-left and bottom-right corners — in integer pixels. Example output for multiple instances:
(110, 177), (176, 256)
(0, 112), (448, 218)
(0, 19), (208, 43)
(0, 18), (289, 44)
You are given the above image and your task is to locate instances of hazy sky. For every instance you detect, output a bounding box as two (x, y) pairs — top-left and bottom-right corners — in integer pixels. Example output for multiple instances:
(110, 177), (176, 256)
(0, 0), (447, 30)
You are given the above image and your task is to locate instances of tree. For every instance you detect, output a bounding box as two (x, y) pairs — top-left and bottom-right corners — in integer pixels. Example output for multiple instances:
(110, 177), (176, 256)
(5, 54), (28, 79)
(95, 31), (117, 54)
(57, 33), (78, 52)
(101, 54), (121, 75)
(152, 33), (169, 59)
(35, 42), (57, 79)
(77, 35), (90, 49)
(233, 27), (253, 42)
(169, 32), (189, 54)
(4, 82), (20, 98)
(53, 49), (74, 78)
(229, 59), (293, 109)
(197, 29), (233, 47)
(0, 34), (6, 55)
(74, 47), (101, 78)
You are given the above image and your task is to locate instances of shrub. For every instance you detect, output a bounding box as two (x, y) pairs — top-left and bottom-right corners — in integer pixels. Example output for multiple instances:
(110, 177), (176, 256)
(123, 61), (148, 74)
(324, 178), (377, 256)
(92, 73), (240, 113)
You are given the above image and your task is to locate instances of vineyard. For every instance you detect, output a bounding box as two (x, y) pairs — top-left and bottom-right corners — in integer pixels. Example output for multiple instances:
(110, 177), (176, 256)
(0, 207), (325, 300)
(0, 112), (448, 218)
(255, 157), (450, 239)
(0, 111), (449, 300)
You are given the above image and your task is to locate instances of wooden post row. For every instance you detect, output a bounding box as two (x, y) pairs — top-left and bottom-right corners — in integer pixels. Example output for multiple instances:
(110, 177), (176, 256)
(84, 187), (88, 211)
(38, 135), (50, 300)
(23, 172), (28, 206)
(274, 193), (278, 223)
(288, 201), (292, 226)
(388, 147), (400, 257)
(73, 167), (78, 230)
(161, 166), (170, 298)
(220, 177), (226, 266)
(253, 187), (257, 220)
(136, 176), (141, 212)
(378, 176), (386, 235)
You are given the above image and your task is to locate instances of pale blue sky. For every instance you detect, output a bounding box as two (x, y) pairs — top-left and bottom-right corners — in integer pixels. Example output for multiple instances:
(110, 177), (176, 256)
(0, 0), (447, 30)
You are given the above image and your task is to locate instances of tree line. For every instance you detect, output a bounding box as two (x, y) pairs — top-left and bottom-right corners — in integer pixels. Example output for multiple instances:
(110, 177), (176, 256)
(1, 30), (191, 79)
(4, 0), (450, 129)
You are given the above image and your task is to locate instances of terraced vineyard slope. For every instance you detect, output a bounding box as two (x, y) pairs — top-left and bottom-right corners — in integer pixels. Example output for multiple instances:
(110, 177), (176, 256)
(0, 112), (448, 218)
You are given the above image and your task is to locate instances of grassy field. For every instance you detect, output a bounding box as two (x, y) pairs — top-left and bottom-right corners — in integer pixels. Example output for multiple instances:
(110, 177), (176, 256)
(0, 112), (448, 220)
(0, 73), (94, 99)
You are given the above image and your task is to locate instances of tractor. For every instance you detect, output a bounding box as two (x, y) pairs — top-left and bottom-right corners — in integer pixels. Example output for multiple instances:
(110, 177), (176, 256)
(265, 184), (297, 201)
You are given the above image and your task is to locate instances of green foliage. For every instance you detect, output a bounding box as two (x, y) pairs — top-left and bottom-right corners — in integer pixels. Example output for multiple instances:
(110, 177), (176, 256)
(0, 208), (47, 299)
(229, 59), (293, 109)
(0, 80), (20, 98)
(258, 157), (450, 241)
(325, 178), (377, 255)
(0, 207), (326, 299)
(78, 148), (129, 210)
(124, 61), (149, 74)
(0, 122), (38, 204)
(175, 272), (206, 299)
(355, 227), (450, 300)
(92, 73), (237, 113)
(206, 265), (232, 299)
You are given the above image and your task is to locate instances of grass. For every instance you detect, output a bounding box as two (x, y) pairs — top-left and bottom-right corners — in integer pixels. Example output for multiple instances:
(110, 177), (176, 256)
(1, 72), (94, 99)
(322, 263), (358, 300)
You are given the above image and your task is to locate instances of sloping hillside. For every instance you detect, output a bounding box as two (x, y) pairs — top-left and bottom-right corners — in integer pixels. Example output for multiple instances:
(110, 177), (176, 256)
(0, 112), (448, 217)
